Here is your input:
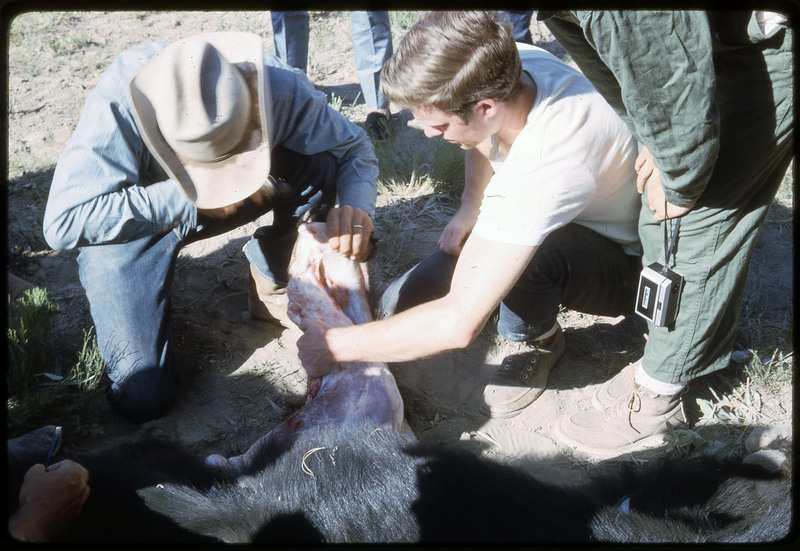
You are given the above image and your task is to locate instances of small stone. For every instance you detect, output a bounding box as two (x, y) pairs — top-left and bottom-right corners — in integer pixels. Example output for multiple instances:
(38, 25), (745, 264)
(742, 449), (786, 474)
(745, 426), (781, 453)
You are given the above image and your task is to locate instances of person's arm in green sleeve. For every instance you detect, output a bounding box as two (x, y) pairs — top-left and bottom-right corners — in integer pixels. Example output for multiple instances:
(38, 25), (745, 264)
(575, 10), (719, 209)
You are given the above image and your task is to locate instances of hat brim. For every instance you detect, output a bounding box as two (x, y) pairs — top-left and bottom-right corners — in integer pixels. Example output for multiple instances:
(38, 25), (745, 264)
(129, 32), (272, 210)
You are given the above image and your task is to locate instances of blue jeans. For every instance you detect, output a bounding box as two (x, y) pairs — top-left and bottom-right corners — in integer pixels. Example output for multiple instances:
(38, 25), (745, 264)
(502, 10), (534, 44)
(78, 149), (338, 423)
(378, 224), (641, 342)
(271, 11), (393, 110)
(271, 11), (309, 72)
(78, 231), (181, 424)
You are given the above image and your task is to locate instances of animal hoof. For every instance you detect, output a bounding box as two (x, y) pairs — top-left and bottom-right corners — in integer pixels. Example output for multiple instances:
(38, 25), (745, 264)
(205, 453), (238, 476)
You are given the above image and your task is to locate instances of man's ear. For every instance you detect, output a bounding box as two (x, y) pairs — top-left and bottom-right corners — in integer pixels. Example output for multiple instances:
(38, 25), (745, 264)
(474, 98), (497, 120)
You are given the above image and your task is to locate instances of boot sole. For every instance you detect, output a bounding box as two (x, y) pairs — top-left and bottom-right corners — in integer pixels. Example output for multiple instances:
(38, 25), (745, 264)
(478, 403), (528, 419)
(554, 424), (669, 458)
(554, 413), (686, 459)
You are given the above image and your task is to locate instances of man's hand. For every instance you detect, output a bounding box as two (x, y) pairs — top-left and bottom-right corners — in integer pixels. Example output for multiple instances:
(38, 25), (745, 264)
(296, 319), (339, 378)
(635, 146), (695, 221)
(325, 206), (375, 261)
(9, 460), (91, 542)
(438, 205), (478, 255)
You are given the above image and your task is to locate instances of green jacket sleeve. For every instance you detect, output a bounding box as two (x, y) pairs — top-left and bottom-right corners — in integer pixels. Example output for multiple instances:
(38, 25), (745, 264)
(574, 10), (720, 206)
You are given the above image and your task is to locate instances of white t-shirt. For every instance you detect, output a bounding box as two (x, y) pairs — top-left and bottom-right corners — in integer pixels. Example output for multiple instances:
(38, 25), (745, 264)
(472, 44), (641, 255)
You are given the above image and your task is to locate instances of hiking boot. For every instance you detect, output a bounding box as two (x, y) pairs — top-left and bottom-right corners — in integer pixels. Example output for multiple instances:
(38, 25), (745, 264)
(591, 360), (641, 410)
(556, 376), (686, 457)
(248, 264), (292, 328)
(480, 328), (564, 419)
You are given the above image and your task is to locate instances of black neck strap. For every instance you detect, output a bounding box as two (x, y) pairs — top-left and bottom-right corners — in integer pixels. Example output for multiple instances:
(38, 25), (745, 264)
(664, 218), (681, 267)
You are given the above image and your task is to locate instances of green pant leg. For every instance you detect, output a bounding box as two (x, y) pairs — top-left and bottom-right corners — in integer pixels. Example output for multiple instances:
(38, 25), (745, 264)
(641, 27), (794, 383)
(639, 169), (786, 383)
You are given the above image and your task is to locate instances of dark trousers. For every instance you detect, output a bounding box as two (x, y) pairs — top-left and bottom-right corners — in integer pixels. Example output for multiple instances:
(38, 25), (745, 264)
(378, 223), (642, 342)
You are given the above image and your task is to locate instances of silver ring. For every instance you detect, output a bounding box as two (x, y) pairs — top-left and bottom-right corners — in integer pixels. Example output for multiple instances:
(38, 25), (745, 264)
(353, 224), (364, 229)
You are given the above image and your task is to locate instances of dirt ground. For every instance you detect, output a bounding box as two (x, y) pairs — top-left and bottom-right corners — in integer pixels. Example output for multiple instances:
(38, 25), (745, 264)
(6, 10), (793, 482)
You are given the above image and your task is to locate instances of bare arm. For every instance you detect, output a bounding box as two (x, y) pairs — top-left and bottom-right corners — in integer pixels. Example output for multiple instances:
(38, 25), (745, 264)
(297, 233), (537, 376)
(439, 144), (494, 255)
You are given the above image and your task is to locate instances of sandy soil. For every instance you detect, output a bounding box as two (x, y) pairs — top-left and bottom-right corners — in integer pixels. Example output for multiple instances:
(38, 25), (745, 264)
(6, 11), (793, 479)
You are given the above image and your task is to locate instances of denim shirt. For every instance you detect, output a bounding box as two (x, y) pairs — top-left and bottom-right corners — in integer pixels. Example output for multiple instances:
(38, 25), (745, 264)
(43, 42), (379, 250)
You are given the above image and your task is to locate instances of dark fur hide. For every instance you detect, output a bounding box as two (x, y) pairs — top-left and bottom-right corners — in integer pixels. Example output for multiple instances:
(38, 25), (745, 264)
(7, 425), (793, 544)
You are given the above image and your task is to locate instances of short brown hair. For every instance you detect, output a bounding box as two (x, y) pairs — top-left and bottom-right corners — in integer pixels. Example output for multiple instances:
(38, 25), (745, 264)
(380, 11), (522, 122)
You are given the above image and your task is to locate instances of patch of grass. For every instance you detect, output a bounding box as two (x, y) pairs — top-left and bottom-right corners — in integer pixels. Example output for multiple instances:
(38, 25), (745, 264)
(373, 188), (458, 278)
(9, 12), (91, 75)
(7, 290), (108, 439)
(7, 382), (108, 442)
(68, 31), (93, 50)
(390, 11), (423, 35)
(369, 119), (465, 277)
(328, 92), (346, 112)
(71, 328), (106, 392)
(691, 361), (789, 433)
(7, 288), (60, 394)
(745, 348), (793, 388)
(375, 160), (461, 232)
(374, 129), (465, 195)
(327, 91), (362, 120)
(8, 12), (56, 77)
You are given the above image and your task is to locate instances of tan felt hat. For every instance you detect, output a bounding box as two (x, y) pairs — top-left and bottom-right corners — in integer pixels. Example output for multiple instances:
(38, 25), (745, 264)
(129, 32), (273, 209)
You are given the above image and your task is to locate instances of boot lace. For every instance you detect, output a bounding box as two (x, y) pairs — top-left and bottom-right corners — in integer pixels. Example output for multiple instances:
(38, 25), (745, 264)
(498, 342), (539, 382)
(603, 373), (642, 432)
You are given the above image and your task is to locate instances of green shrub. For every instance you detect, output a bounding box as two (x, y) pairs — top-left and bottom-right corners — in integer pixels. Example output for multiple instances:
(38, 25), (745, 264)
(71, 328), (105, 391)
(7, 287), (60, 395)
(7, 290), (107, 439)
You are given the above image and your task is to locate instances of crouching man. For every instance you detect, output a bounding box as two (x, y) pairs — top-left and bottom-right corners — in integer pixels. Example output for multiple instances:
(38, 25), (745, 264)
(297, 11), (642, 420)
(43, 32), (378, 423)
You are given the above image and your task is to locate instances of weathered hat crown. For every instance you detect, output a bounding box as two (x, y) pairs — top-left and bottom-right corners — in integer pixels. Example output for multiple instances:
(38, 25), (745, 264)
(156, 40), (252, 163)
(129, 32), (272, 209)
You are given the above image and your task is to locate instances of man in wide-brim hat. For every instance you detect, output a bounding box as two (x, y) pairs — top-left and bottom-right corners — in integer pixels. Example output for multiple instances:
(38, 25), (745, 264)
(43, 31), (379, 423)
